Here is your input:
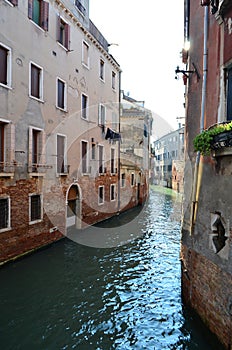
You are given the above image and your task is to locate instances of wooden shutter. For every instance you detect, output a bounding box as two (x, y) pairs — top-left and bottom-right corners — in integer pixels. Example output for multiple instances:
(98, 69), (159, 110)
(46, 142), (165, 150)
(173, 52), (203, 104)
(5, 123), (15, 164)
(57, 135), (64, 173)
(41, 1), (49, 31)
(28, 0), (33, 19)
(64, 23), (70, 50)
(81, 141), (87, 173)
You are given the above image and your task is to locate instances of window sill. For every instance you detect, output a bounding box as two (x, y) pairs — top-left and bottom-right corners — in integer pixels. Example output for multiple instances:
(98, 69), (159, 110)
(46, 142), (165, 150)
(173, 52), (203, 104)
(29, 172), (46, 178)
(29, 95), (44, 103)
(82, 62), (90, 69)
(56, 105), (68, 113)
(4, 0), (14, 7)
(100, 78), (105, 83)
(29, 219), (42, 225)
(0, 227), (12, 233)
(81, 116), (88, 121)
(56, 41), (69, 51)
(0, 172), (14, 178)
(0, 83), (12, 90)
(29, 19), (45, 32)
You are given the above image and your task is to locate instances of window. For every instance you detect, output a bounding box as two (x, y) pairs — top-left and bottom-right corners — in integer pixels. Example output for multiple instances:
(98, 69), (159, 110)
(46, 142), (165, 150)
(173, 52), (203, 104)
(0, 120), (15, 173)
(112, 71), (116, 89)
(98, 104), (106, 126)
(28, 127), (45, 172)
(112, 112), (118, 130)
(57, 17), (70, 50)
(30, 62), (43, 100)
(0, 197), (10, 230)
(57, 134), (67, 174)
(57, 78), (67, 110)
(81, 140), (88, 173)
(82, 41), (89, 67)
(111, 148), (115, 174)
(75, 0), (86, 16)
(121, 173), (125, 187)
(81, 93), (88, 119)
(98, 186), (104, 205)
(30, 194), (42, 222)
(100, 59), (105, 81)
(227, 67), (232, 121)
(98, 145), (103, 174)
(28, 0), (49, 31)
(131, 173), (135, 186)
(91, 142), (96, 160)
(0, 43), (12, 87)
(110, 184), (116, 201)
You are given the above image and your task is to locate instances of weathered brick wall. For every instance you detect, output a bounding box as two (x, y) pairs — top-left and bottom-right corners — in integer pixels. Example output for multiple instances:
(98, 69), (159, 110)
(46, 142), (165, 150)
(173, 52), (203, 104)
(0, 178), (63, 264)
(181, 244), (232, 349)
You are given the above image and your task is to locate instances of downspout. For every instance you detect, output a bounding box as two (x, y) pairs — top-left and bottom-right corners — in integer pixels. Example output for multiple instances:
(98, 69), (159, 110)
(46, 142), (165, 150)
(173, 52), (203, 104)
(190, 5), (209, 234)
(117, 70), (121, 214)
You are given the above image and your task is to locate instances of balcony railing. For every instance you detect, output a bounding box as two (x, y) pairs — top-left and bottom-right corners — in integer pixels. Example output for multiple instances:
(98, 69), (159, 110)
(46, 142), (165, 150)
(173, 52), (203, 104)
(28, 163), (52, 173)
(0, 162), (14, 174)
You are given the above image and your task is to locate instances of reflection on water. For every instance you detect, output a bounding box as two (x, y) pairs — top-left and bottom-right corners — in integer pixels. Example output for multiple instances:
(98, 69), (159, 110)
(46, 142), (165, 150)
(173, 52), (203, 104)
(0, 189), (224, 349)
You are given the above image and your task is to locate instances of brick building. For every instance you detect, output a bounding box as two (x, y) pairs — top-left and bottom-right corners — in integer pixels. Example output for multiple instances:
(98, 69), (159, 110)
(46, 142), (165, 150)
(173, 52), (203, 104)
(0, 0), (121, 263)
(180, 1), (232, 348)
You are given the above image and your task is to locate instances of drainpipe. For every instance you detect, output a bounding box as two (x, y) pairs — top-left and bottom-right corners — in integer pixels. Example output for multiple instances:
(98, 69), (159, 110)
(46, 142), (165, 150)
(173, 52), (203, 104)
(117, 71), (121, 214)
(190, 6), (209, 234)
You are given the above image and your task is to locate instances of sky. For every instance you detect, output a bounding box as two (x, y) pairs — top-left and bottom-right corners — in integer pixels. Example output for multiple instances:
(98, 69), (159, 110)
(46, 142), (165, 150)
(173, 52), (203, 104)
(89, 0), (185, 136)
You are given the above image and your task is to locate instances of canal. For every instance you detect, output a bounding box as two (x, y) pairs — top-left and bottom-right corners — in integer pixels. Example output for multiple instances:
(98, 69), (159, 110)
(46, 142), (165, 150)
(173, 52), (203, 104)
(0, 189), (224, 350)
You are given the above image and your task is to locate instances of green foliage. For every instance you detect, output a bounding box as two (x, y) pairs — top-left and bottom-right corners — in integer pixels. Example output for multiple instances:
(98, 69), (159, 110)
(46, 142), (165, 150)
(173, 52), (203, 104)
(193, 121), (232, 155)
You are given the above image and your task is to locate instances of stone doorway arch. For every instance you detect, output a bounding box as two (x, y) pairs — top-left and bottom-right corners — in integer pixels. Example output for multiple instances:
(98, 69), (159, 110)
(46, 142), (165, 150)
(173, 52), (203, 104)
(66, 184), (82, 229)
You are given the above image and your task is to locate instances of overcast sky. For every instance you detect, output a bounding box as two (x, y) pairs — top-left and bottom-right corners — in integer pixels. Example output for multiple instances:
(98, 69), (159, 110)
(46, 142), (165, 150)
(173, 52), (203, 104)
(89, 0), (185, 134)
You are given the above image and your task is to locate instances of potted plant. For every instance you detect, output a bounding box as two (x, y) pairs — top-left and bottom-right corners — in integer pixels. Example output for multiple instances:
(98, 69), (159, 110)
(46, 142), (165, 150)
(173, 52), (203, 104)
(193, 121), (232, 156)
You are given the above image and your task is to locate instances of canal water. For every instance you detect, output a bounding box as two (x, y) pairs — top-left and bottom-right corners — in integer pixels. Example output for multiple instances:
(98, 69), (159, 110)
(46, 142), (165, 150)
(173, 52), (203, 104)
(0, 189), (224, 350)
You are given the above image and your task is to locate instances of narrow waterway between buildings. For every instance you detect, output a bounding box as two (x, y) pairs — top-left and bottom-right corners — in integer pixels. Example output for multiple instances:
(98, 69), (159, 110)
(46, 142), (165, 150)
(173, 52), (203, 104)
(0, 189), (224, 350)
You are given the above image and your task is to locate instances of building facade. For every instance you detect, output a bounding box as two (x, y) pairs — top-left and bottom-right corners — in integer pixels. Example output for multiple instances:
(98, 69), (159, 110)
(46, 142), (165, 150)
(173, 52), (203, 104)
(180, 1), (232, 348)
(120, 93), (153, 210)
(0, 0), (121, 263)
(153, 126), (184, 191)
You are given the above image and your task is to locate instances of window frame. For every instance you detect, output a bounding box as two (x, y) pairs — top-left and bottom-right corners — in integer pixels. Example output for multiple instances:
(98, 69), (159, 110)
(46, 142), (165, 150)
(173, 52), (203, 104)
(56, 77), (67, 111)
(98, 185), (104, 205)
(110, 147), (116, 174)
(99, 58), (105, 82)
(29, 193), (43, 224)
(98, 103), (106, 127)
(82, 40), (89, 68)
(131, 172), (135, 187)
(98, 144), (104, 174)
(56, 133), (67, 175)
(112, 71), (116, 90)
(28, 0), (49, 31)
(81, 140), (88, 174)
(81, 93), (88, 120)
(0, 43), (12, 89)
(57, 16), (70, 50)
(0, 196), (11, 232)
(110, 184), (116, 202)
(29, 61), (44, 101)
(121, 173), (126, 188)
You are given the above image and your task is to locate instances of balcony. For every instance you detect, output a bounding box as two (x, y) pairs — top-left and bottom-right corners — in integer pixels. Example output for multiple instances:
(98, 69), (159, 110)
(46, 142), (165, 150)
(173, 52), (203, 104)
(28, 163), (52, 177)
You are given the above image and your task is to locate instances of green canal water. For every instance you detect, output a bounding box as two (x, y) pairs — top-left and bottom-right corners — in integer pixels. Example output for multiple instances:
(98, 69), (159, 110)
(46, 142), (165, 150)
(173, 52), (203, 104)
(0, 189), (224, 349)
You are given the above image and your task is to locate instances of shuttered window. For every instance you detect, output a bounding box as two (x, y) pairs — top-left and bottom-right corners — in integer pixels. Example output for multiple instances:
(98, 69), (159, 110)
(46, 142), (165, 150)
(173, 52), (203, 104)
(98, 186), (104, 205)
(28, 0), (49, 31)
(98, 104), (106, 126)
(0, 123), (5, 171)
(98, 145), (103, 174)
(0, 121), (15, 172)
(57, 17), (70, 50)
(111, 148), (115, 174)
(110, 184), (116, 201)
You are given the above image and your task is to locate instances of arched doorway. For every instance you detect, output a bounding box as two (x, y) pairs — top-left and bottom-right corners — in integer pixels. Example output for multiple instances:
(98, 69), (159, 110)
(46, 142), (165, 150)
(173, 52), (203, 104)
(66, 184), (81, 229)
